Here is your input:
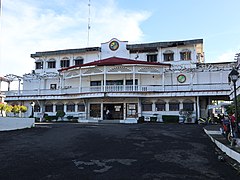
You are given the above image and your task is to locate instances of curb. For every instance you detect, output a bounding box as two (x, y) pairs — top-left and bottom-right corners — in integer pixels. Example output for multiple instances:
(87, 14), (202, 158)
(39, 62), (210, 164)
(203, 128), (240, 164)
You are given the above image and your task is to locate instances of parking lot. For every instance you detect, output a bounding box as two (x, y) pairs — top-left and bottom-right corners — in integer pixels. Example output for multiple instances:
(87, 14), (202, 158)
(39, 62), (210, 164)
(0, 123), (239, 180)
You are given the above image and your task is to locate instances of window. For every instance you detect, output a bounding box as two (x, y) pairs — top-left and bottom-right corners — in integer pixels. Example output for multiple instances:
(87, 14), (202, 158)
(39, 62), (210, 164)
(90, 81), (101, 86)
(106, 80), (123, 85)
(34, 105), (40, 112)
(142, 102), (152, 111)
(126, 79), (138, 85)
(60, 58), (70, 68)
(56, 104), (64, 112)
(147, 54), (158, 62)
(169, 102), (179, 111)
(45, 104), (53, 112)
(67, 104), (75, 112)
(50, 84), (57, 90)
(48, 61), (56, 68)
(180, 49), (191, 60)
(163, 50), (174, 61)
(126, 103), (138, 118)
(183, 101), (194, 111)
(35, 62), (43, 69)
(90, 104), (101, 117)
(156, 102), (166, 111)
(74, 57), (84, 65)
(78, 104), (85, 112)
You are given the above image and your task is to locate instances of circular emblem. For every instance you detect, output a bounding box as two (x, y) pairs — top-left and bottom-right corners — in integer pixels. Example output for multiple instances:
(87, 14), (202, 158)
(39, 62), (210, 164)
(177, 74), (186, 83)
(109, 41), (119, 51)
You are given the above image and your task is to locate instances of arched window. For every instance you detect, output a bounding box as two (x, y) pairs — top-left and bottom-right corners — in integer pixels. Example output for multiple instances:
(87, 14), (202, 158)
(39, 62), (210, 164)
(77, 103), (85, 112)
(35, 59), (43, 69)
(180, 49), (191, 60)
(169, 100), (179, 111)
(183, 100), (194, 111)
(142, 101), (152, 111)
(163, 50), (174, 61)
(56, 103), (64, 112)
(45, 103), (53, 112)
(74, 56), (84, 66)
(156, 100), (166, 111)
(67, 103), (75, 112)
(34, 105), (40, 112)
(47, 58), (56, 69)
(60, 57), (70, 68)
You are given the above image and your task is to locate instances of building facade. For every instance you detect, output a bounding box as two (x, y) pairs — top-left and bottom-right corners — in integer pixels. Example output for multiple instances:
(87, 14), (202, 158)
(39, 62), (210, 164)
(4, 38), (236, 123)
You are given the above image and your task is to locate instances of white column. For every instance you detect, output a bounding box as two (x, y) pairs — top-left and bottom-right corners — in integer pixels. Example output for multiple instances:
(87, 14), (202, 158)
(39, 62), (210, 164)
(101, 102), (103, 120)
(152, 101), (156, 112)
(79, 69), (82, 92)
(138, 98), (142, 117)
(133, 66), (136, 91)
(75, 104), (78, 112)
(196, 96), (200, 119)
(64, 104), (67, 113)
(53, 104), (56, 113)
(103, 66), (106, 92)
(179, 101), (183, 110)
(166, 102), (169, 111)
(123, 103), (126, 120)
(162, 72), (165, 91)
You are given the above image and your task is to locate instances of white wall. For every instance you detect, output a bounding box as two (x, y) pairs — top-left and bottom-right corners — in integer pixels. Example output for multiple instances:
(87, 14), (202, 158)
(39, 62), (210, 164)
(0, 117), (35, 131)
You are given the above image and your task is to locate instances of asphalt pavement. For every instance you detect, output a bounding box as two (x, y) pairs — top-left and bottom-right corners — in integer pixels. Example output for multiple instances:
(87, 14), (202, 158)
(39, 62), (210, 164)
(0, 123), (239, 180)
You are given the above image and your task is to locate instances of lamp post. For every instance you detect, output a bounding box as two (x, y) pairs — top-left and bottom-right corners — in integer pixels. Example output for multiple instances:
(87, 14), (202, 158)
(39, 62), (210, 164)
(30, 102), (35, 118)
(228, 68), (240, 135)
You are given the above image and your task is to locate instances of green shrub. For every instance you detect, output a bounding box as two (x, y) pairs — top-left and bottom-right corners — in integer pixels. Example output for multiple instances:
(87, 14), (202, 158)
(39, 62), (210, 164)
(56, 110), (65, 120)
(67, 116), (74, 120)
(150, 116), (157, 122)
(138, 116), (144, 123)
(20, 105), (28, 113)
(162, 115), (179, 123)
(45, 115), (57, 122)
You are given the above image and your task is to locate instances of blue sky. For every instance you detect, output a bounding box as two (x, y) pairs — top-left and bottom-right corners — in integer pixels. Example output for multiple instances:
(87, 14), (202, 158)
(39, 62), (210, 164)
(1, 0), (240, 81)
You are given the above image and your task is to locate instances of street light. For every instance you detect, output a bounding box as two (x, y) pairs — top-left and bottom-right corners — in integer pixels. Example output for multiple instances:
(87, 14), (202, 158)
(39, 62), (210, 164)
(30, 102), (35, 118)
(228, 68), (240, 135)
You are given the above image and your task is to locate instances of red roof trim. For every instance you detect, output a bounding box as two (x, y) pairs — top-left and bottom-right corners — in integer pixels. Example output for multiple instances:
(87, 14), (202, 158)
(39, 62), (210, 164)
(59, 57), (171, 72)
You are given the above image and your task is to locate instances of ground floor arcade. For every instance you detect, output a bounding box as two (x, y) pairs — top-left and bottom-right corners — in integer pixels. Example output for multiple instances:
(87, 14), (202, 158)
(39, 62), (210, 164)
(8, 95), (229, 123)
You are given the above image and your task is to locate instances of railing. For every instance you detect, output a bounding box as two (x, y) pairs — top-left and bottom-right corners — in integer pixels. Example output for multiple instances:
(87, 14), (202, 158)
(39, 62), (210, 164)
(3, 83), (231, 97)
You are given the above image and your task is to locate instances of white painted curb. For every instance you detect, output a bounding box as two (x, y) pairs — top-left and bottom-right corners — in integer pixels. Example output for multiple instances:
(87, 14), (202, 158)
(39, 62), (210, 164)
(204, 128), (240, 164)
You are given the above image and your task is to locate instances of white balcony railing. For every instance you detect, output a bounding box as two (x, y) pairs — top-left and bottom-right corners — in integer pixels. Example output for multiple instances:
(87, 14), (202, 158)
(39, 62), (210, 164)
(3, 83), (231, 97)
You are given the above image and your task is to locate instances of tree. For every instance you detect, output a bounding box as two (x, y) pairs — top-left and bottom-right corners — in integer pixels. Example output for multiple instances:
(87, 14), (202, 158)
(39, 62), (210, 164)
(56, 110), (65, 121)
(12, 105), (20, 117)
(5, 105), (13, 115)
(0, 103), (5, 116)
(225, 95), (240, 118)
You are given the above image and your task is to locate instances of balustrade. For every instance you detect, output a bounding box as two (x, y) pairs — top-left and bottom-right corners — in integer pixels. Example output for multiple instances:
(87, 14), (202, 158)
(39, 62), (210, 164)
(4, 83), (231, 97)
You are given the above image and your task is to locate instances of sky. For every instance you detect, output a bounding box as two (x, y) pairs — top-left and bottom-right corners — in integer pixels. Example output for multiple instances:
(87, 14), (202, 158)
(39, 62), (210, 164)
(1, 0), (240, 90)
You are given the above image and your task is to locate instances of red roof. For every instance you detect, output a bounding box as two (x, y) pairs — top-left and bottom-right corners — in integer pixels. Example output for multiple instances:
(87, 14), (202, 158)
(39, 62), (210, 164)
(60, 57), (170, 71)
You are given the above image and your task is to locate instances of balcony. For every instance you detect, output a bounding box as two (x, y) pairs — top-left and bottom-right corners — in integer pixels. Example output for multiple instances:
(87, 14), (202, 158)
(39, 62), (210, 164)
(3, 83), (231, 98)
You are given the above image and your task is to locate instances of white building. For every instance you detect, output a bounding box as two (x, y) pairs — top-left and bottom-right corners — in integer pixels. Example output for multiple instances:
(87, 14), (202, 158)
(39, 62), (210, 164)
(0, 76), (9, 103)
(4, 38), (236, 123)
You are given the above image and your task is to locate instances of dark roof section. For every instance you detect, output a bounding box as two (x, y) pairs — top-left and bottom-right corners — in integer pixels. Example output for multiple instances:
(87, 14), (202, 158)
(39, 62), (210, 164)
(59, 57), (171, 72)
(127, 39), (203, 53)
(31, 47), (100, 58)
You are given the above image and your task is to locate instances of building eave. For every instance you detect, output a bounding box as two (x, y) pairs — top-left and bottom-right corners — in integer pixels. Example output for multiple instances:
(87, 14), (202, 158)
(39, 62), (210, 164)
(31, 47), (101, 58)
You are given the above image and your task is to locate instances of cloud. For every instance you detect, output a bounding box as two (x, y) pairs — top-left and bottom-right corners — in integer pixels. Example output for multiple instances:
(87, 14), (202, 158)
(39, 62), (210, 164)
(214, 50), (236, 63)
(0, 0), (151, 81)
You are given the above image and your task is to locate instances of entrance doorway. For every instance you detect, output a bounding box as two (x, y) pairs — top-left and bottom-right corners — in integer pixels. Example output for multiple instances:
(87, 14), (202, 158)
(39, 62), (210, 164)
(103, 103), (123, 120)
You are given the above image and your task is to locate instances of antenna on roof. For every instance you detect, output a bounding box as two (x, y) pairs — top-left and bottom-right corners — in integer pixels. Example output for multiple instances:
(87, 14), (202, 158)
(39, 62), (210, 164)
(87, 0), (91, 47)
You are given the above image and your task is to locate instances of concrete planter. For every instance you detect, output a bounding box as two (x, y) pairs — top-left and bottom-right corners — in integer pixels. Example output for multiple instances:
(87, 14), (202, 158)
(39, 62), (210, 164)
(0, 117), (35, 131)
